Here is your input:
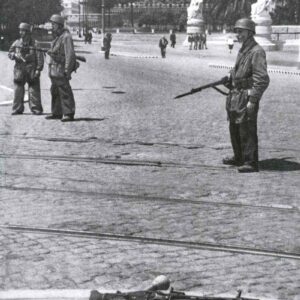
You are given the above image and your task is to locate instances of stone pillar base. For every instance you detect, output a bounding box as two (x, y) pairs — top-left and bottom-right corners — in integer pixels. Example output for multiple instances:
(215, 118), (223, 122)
(183, 18), (205, 46)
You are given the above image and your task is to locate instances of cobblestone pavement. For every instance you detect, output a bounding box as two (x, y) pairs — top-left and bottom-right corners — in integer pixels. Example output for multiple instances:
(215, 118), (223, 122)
(0, 33), (299, 300)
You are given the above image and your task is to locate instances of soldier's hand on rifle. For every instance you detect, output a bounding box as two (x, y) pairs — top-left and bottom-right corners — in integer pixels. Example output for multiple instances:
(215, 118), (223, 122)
(64, 72), (71, 80)
(8, 53), (15, 60)
(34, 70), (40, 78)
(247, 101), (256, 114)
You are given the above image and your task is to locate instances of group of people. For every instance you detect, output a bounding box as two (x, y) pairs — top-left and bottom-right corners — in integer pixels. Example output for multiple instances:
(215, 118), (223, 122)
(7, 16), (269, 172)
(188, 33), (207, 50)
(8, 15), (77, 122)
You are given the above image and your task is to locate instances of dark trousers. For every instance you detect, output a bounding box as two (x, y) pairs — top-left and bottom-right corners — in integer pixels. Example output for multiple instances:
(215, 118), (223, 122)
(13, 79), (43, 114)
(105, 50), (110, 59)
(171, 41), (175, 48)
(229, 120), (259, 167)
(160, 48), (166, 58)
(50, 77), (75, 117)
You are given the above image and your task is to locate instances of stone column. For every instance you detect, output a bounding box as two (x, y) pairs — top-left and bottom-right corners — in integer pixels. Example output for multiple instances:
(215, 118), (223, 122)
(251, 0), (277, 50)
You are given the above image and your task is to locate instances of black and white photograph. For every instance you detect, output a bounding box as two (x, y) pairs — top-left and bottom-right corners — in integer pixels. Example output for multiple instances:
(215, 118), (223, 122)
(0, 1), (299, 300)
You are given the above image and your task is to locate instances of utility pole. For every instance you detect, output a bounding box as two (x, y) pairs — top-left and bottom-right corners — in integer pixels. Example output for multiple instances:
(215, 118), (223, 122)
(102, 0), (105, 35)
(130, 1), (134, 28)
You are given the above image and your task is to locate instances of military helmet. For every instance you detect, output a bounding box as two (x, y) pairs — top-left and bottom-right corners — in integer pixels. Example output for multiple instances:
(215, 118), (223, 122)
(19, 23), (31, 31)
(49, 14), (65, 26)
(234, 18), (256, 34)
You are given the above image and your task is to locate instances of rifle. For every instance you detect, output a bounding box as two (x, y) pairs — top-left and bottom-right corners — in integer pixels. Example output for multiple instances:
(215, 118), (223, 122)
(12, 45), (86, 63)
(174, 76), (230, 99)
(89, 276), (260, 300)
(152, 288), (259, 300)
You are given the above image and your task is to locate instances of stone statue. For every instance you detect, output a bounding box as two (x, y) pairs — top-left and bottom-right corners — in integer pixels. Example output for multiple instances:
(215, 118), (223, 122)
(187, 0), (203, 22)
(251, 0), (276, 21)
(186, 0), (204, 35)
(251, 0), (277, 50)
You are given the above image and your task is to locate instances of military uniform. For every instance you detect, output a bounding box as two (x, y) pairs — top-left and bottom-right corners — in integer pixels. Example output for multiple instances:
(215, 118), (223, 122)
(8, 35), (44, 114)
(226, 35), (269, 170)
(48, 29), (76, 119)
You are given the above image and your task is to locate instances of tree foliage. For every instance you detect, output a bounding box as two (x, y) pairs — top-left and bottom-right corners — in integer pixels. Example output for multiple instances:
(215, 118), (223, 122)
(0, 0), (62, 30)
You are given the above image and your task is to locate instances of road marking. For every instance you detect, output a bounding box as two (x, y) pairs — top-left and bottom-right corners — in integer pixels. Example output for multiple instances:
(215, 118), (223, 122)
(0, 84), (13, 92)
(209, 64), (300, 75)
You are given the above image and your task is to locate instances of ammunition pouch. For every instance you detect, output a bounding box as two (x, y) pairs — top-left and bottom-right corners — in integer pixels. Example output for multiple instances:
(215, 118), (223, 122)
(233, 77), (253, 90)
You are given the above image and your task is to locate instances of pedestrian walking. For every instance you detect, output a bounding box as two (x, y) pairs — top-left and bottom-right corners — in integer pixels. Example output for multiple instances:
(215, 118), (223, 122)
(223, 18), (270, 172)
(103, 33), (112, 59)
(227, 35), (235, 53)
(170, 31), (176, 48)
(159, 36), (168, 58)
(46, 14), (76, 122)
(8, 23), (44, 115)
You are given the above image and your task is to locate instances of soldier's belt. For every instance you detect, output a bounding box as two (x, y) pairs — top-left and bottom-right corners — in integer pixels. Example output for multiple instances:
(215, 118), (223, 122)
(233, 77), (253, 89)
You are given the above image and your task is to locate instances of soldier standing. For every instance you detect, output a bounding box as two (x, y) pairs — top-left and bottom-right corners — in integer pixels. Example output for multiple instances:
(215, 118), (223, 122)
(103, 33), (112, 59)
(223, 18), (270, 172)
(159, 36), (168, 58)
(170, 31), (176, 48)
(8, 23), (44, 115)
(46, 14), (76, 122)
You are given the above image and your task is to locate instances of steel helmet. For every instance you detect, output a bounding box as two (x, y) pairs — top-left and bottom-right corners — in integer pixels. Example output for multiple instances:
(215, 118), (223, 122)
(234, 18), (256, 34)
(49, 14), (65, 26)
(19, 23), (31, 31)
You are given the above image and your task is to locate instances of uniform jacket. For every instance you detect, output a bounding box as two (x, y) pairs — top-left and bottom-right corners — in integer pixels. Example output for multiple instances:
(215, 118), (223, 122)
(48, 29), (76, 79)
(9, 37), (44, 82)
(226, 36), (269, 123)
(103, 36), (111, 50)
(159, 38), (168, 49)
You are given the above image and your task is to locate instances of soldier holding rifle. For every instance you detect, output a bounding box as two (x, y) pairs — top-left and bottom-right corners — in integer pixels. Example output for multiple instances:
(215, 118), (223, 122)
(175, 18), (269, 173)
(223, 18), (269, 173)
(8, 23), (44, 115)
(46, 14), (76, 122)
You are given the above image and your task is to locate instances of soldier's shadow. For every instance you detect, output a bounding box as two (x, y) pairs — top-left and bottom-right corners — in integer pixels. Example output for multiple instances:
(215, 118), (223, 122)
(259, 157), (300, 172)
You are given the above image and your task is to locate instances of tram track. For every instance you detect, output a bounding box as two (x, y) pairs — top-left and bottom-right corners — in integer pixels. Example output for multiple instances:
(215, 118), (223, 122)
(1, 184), (298, 212)
(0, 153), (230, 170)
(1, 225), (299, 260)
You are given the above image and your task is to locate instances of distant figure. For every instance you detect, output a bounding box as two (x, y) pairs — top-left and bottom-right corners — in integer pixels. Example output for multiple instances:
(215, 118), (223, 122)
(188, 34), (194, 50)
(103, 33), (112, 59)
(194, 33), (200, 50)
(159, 36), (168, 58)
(201, 32), (207, 49)
(170, 31), (176, 48)
(227, 35), (235, 53)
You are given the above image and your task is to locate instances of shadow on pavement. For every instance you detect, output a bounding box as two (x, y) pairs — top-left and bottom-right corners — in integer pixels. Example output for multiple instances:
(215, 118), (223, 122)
(112, 91), (126, 94)
(259, 158), (300, 171)
(73, 117), (106, 122)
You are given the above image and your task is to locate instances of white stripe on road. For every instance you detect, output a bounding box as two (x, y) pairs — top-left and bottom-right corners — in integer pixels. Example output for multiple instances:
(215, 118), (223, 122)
(0, 84), (13, 92)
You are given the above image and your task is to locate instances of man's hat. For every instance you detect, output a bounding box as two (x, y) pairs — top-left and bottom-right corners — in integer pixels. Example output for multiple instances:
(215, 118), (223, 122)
(234, 18), (256, 34)
(49, 14), (65, 26)
(19, 23), (31, 31)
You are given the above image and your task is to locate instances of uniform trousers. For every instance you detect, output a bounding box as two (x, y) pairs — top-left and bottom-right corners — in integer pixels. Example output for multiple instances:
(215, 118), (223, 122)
(50, 77), (75, 117)
(13, 77), (43, 114)
(229, 119), (259, 168)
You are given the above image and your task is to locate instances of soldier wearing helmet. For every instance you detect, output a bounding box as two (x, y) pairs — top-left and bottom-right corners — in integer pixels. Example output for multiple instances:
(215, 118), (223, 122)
(8, 22), (44, 115)
(46, 14), (76, 122)
(222, 18), (270, 173)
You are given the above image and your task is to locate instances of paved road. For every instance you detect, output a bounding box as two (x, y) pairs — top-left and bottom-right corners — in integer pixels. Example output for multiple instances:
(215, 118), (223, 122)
(0, 33), (299, 300)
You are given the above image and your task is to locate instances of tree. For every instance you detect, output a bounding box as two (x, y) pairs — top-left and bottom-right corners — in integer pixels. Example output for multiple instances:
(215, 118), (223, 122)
(0, 0), (62, 33)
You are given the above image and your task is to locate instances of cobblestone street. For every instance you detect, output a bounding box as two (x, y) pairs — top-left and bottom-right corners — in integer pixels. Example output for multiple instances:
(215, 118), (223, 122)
(0, 33), (299, 300)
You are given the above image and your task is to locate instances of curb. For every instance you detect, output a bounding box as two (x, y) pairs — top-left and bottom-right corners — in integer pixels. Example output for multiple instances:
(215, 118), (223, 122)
(209, 63), (300, 75)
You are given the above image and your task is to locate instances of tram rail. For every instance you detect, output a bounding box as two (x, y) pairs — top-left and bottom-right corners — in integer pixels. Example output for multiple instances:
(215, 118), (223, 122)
(1, 225), (299, 260)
